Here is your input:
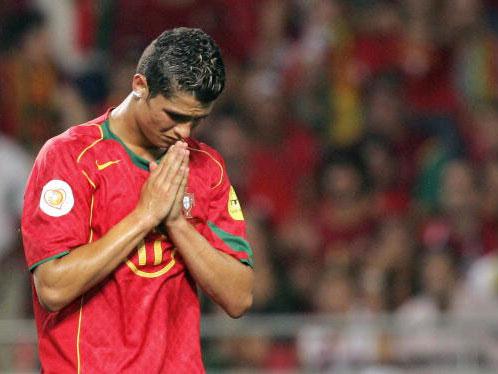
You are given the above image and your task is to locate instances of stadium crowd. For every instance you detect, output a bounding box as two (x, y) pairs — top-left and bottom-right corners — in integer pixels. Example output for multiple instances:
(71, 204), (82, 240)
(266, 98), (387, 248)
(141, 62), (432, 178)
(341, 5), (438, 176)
(2, 0), (498, 371)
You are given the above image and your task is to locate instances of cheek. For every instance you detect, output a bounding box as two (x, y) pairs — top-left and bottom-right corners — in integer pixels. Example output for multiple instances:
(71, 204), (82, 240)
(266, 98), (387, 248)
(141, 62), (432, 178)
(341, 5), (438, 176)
(141, 112), (161, 132)
(137, 114), (158, 138)
(151, 111), (175, 129)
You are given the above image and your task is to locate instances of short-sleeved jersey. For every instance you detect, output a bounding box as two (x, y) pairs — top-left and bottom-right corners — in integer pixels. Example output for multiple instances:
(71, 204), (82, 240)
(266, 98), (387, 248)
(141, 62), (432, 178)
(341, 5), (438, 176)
(21, 111), (253, 373)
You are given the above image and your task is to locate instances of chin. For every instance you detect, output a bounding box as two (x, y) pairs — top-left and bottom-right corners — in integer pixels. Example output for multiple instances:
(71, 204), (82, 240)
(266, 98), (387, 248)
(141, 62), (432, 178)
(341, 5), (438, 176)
(155, 140), (173, 150)
(157, 136), (178, 148)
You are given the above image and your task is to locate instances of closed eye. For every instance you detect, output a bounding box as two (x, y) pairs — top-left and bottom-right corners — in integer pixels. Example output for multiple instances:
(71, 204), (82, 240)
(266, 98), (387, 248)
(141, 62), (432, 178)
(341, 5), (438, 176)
(164, 111), (209, 132)
(165, 110), (192, 123)
(164, 109), (209, 123)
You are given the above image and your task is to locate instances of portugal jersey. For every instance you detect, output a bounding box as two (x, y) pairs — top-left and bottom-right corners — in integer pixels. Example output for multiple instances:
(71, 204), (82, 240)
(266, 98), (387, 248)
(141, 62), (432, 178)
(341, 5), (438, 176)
(21, 111), (253, 373)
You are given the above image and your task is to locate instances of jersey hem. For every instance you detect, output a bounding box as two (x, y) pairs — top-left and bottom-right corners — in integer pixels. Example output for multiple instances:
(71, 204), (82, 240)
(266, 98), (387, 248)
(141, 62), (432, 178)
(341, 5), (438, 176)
(29, 250), (70, 271)
(207, 221), (254, 267)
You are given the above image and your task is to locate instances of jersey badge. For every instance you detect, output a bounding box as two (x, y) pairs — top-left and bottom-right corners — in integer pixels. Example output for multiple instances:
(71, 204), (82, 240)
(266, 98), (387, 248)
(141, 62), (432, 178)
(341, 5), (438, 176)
(96, 159), (121, 170)
(183, 192), (195, 218)
(39, 180), (74, 217)
(125, 233), (178, 278)
(228, 186), (244, 220)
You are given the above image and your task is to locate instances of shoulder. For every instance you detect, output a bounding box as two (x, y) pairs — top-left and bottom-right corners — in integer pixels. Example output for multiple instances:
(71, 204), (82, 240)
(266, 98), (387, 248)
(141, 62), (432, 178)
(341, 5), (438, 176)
(31, 122), (105, 188)
(187, 138), (224, 162)
(37, 122), (104, 163)
(187, 138), (226, 189)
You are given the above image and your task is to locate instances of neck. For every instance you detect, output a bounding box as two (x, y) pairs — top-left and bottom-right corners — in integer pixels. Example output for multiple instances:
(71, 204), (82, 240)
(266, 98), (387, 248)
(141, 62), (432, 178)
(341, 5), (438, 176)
(109, 94), (163, 161)
(109, 94), (137, 143)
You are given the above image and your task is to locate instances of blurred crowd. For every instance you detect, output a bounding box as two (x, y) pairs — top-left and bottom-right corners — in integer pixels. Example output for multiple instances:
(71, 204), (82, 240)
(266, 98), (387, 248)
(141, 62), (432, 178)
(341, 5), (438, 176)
(3, 0), (498, 371)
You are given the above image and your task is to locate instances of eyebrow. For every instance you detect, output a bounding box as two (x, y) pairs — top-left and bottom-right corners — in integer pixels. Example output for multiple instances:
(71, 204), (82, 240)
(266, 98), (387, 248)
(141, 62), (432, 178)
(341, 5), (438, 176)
(163, 109), (209, 123)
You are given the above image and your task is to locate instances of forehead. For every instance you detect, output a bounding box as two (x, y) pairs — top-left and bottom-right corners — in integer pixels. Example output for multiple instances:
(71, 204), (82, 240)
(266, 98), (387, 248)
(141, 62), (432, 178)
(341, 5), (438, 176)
(150, 92), (214, 116)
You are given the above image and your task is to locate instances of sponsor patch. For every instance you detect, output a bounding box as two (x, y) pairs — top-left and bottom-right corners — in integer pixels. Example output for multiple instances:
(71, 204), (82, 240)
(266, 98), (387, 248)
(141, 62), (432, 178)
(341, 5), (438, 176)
(228, 186), (244, 220)
(39, 180), (74, 217)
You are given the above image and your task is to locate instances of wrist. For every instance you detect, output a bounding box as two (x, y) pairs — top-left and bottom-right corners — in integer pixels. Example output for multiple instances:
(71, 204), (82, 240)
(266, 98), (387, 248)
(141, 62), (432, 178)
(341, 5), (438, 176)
(165, 215), (189, 233)
(131, 207), (158, 233)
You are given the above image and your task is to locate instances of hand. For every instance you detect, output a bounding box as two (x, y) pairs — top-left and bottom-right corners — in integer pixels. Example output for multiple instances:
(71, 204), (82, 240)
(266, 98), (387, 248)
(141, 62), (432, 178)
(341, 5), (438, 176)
(134, 142), (189, 229)
(164, 154), (189, 228)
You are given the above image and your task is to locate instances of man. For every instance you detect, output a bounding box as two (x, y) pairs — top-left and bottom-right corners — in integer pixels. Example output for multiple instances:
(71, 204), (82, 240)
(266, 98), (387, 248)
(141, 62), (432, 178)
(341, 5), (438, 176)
(22, 28), (254, 373)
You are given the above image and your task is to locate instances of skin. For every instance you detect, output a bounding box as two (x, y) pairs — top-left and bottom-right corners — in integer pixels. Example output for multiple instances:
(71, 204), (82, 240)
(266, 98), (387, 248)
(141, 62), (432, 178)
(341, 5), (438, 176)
(33, 74), (254, 318)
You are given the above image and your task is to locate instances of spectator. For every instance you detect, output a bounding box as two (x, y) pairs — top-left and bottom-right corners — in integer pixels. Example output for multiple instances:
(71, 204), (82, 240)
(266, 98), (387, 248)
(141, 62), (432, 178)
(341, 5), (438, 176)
(317, 151), (375, 264)
(421, 159), (484, 266)
(0, 133), (33, 370)
(0, 8), (87, 155)
(396, 250), (475, 366)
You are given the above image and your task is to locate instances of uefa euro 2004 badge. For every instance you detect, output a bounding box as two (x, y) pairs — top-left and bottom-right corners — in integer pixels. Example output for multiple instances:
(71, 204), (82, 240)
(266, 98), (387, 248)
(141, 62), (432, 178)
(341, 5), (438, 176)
(182, 192), (195, 218)
(39, 180), (74, 217)
(228, 186), (244, 220)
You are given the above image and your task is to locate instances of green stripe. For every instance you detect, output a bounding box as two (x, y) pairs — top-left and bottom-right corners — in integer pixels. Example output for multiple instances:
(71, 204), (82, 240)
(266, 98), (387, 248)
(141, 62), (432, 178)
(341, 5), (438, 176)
(102, 120), (163, 171)
(29, 251), (70, 271)
(207, 221), (254, 267)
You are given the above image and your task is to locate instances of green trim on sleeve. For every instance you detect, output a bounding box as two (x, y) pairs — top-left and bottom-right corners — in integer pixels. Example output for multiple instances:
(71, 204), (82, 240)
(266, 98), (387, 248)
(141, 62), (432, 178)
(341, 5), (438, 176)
(207, 221), (254, 267)
(240, 258), (253, 267)
(29, 251), (70, 271)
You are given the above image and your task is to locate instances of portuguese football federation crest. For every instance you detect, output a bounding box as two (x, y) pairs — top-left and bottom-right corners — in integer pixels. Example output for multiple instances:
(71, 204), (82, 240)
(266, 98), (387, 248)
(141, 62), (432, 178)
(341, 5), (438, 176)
(183, 192), (195, 218)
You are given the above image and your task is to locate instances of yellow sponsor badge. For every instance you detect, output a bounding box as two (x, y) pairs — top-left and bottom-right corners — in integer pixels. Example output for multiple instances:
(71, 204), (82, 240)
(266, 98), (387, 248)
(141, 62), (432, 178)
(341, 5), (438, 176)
(228, 186), (244, 220)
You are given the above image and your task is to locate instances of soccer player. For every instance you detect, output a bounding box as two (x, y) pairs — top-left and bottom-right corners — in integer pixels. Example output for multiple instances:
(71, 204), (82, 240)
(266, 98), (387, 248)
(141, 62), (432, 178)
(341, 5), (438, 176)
(21, 28), (254, 372)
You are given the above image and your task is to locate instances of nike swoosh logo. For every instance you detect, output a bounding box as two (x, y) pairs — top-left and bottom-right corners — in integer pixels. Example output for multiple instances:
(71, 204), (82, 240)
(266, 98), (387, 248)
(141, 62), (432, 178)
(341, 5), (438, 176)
(96, 159), (121, 170)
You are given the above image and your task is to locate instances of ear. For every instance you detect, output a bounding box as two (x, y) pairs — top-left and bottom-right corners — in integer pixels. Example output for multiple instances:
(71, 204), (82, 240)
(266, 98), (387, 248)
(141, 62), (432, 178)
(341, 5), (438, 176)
(132, 74), (149, 99)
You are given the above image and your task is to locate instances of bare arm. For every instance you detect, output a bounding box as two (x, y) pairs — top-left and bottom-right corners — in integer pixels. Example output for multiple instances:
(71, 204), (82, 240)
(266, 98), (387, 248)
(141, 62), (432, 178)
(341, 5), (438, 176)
(33, 142), (189, 312)
(167, 219), (254, 318)
(164, 165), (254, 318)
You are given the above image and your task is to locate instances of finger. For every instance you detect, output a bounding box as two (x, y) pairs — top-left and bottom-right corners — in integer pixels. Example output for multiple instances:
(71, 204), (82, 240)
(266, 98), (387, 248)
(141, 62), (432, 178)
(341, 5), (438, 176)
(157, 140), (185, 165)
(178, 165), (189, 197)
(149, 160), (158, 171)
(147, 142), (183, 186)
(169, 165), (189, 219)
(147, 145), (175, 178)
(158, 143), (189, 184)
(169, 157), (189, 194)
(155, 142), (181, 172)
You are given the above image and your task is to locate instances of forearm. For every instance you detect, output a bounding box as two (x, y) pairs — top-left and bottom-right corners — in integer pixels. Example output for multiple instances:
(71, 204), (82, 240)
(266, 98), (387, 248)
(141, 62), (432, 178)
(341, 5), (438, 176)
(166, 218), (254, 318)
(34, 209), (154, 311)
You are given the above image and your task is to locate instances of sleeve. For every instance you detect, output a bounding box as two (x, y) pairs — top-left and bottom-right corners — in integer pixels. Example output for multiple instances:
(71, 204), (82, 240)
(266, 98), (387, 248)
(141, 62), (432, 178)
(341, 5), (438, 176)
(204, 153), (254, 268)
(21, 140), (93, 271)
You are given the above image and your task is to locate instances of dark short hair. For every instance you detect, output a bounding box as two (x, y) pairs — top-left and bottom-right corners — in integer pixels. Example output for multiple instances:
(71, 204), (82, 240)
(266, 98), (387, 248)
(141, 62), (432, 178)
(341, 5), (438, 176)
(137, 27), (225, 103)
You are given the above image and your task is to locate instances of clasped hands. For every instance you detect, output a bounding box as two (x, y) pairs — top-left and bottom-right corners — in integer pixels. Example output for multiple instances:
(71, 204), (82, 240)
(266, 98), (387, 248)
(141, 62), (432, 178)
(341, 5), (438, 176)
(135, 141), (190, 230)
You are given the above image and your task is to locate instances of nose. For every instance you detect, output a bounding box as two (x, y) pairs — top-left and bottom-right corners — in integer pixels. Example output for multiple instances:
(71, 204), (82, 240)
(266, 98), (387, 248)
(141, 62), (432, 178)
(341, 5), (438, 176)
(173, 122), (192, 140)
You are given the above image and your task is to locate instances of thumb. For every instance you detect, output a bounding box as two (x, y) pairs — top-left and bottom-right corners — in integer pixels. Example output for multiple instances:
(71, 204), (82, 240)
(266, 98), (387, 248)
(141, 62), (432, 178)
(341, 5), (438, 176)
(149, 161), (158, 171)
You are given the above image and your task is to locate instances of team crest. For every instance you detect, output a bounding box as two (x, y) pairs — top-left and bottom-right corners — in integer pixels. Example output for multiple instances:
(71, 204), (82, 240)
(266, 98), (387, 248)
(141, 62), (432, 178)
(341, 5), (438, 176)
(183, 193), (195, 218)
(39, 180), (74, 217)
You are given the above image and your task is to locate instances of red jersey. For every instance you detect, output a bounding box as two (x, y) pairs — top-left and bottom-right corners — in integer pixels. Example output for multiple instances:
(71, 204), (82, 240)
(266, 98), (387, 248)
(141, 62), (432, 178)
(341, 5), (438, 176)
(21, 111), (253, 373)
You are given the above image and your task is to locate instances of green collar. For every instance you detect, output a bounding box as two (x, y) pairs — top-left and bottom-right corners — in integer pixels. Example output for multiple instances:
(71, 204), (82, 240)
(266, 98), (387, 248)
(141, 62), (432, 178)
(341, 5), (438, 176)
(102, 119), (162, 171)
